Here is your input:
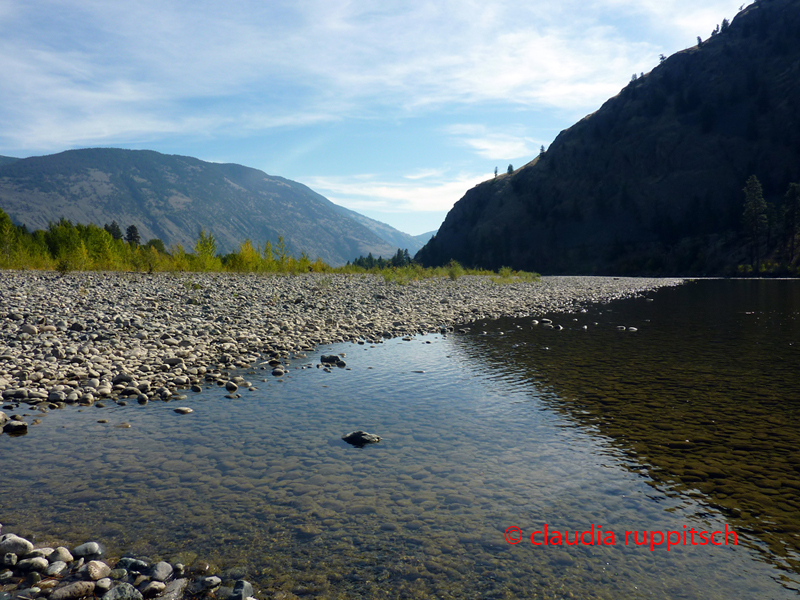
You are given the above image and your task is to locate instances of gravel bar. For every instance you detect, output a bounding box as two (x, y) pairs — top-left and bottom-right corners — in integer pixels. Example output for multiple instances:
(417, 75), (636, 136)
(1, 271), (683, 425)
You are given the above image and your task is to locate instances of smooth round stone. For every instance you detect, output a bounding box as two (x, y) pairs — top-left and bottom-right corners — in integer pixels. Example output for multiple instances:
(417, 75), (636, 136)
(87, 560), (111, 580)
(96, 578), (112, 593)
(190, 385), (202, 393)
(173, 407), (193, 415)
(202, 576), (221, 589)
(224, 381), (238, 392)
(72, 541), (102, 557)
(271, 368), (285, 377)
(17, 556), (49, 572)
(51, 581), (96, 600)
(150, 561), (173, 582)
(140, 581), (166, 597)
(2, 420), (27, 434)
(46, 561), (70, 577)
(0, 534), (34, 556)
(49, 547), (73, 564)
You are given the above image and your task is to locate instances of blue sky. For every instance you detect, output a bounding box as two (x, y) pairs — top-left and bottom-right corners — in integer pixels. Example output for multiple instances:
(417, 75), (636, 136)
(1, 0), (748, 235)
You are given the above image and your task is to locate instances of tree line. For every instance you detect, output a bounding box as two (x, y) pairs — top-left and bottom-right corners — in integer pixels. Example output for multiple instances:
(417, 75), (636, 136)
(348, 248), (412, 269)
(0, 211), (328, 274)
(741, 175), (800, 272)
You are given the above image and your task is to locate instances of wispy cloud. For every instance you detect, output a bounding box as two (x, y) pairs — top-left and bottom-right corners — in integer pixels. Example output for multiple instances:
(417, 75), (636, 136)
(306, 171), (489, 214)
(0, 0), (745, 153)
(445, 124), (541, 160)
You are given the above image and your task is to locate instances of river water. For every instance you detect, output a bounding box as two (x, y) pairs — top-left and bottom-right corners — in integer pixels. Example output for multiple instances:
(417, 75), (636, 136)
(1, 278), (799, 599)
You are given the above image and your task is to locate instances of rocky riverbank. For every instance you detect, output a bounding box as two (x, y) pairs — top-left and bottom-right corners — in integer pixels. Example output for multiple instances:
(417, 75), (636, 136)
(0, 271), (683, 436)
(0, 531), (257, 600)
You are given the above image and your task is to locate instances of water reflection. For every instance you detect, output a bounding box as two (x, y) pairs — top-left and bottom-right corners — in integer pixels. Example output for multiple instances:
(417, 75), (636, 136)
(455, 279), (800, 586)
(0, 281), (797, 598)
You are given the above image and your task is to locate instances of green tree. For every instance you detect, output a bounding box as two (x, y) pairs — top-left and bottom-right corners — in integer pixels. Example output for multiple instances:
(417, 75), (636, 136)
(507, 164), (513, 174)
(104, 221), (123, 240)
(193, 229), (220, 271)
(783, 183), (800, 263)
(144, 238), (166, 254)
(0, 209), (16, 266)
(125, 224), (140, 245)
(742, 175), (768, 270)
(275, 236), (289, 270)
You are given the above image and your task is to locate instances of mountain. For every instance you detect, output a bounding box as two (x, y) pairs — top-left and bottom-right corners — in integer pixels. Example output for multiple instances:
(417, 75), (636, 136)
(329, 203), (427, 255)
(417, 0), (800, 275)
(414, 230), (437, 245)
(0, 156), (19, 167)
(0, 148), (404, 266)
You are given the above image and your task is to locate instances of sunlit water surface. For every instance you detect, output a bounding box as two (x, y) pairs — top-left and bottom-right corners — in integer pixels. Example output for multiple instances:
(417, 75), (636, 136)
(1, 279), (799, 599)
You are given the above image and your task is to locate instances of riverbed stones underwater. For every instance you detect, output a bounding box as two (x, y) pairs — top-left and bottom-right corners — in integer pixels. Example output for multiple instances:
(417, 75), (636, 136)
(0, 271), (683, 598)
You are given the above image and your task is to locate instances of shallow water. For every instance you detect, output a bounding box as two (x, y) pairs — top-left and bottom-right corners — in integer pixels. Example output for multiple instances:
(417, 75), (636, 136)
(1, 279), (799, 598)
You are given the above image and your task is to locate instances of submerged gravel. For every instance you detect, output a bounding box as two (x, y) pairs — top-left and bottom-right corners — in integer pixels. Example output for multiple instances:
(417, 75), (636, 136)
(0, 270), (684, 598)
(0, 271), (683, 426)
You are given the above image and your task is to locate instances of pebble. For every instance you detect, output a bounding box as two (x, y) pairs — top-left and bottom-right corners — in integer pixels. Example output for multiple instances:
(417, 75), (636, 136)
(72, 541), (101, 557)
(150, 561), (173, 581)
(50, 581), (96, 600)
(173, 407), (193, 415)
(0, 534), (33, 556)
(86, 559), (112, 580)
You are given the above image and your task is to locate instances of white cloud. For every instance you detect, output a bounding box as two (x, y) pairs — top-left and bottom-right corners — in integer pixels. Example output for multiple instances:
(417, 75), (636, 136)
(306, 171), (490, 214)
(446, 124), (540, 160)
(0, 0), (746, 153)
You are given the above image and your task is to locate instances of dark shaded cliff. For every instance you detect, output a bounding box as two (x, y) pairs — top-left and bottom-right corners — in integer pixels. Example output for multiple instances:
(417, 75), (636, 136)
(417, 0), (800, 275)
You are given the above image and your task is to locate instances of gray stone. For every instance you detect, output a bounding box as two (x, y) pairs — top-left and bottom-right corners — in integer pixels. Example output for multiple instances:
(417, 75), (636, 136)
(17, 556), (49, 572)
(101, 582), (143, 600)
(1, 553), (16, 567)
(20, 324), (38, 335)
(0, 534), (34, 556)
(173, 407), (193, 415)
(26, 547), (53, 559)
(225, 381), (238, 392)
(140, 581), (166, 597)
(0, 412), (8, 426)
(342, 430), (382, 447)
(46, 560), (70, 577)
(156, 578), (188, 600)
(2, 420), (27, 434)
(112, 373), (134, 385)
(149, 561), (172, 582)
(116, 558), (148, 573)
(231, 580), (254, 600)
(72, 541), (102, 557)
(49, 546), (73, 564)
(203, 576), (221, 589)
(96, 578), (113, 593)
(51, 581), (96, 600)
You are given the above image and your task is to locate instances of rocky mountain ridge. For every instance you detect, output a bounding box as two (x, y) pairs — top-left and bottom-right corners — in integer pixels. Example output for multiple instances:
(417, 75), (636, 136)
(417, 0), (800, 274)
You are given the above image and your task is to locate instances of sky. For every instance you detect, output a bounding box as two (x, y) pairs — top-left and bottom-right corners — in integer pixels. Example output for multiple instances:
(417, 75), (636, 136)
(0, 0), (749, 236)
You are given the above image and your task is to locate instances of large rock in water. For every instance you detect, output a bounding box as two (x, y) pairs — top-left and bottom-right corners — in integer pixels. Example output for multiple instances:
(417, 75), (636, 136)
(342, 430), (382, 448)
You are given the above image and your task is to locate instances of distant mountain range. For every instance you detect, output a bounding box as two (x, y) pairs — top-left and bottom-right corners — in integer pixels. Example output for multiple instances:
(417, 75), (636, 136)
(417, 0), (800, 275)
(0, 148), (426, 266)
